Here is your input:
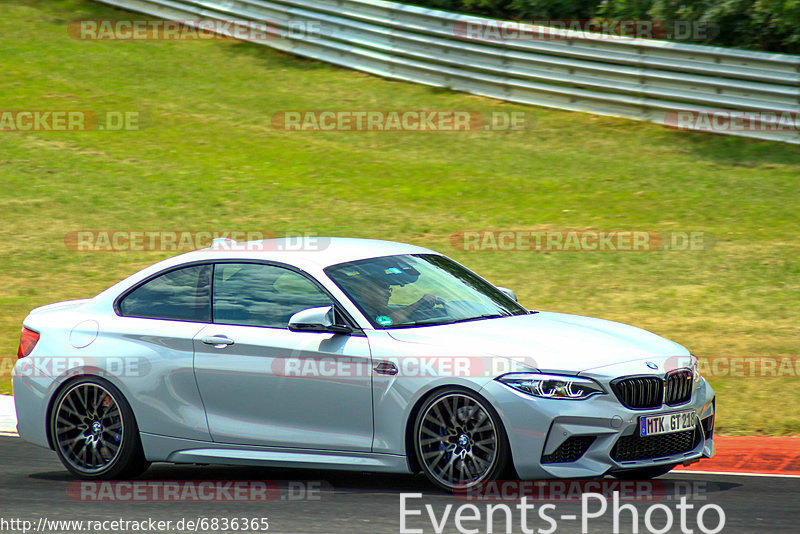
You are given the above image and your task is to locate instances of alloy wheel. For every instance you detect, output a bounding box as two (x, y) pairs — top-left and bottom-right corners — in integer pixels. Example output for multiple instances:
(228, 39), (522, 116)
(416, 392), (502, 489)
(54, 382), (124, 474)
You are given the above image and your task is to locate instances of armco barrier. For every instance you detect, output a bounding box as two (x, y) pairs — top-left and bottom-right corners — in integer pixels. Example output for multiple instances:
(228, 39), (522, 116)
(94, 0), (800, 143)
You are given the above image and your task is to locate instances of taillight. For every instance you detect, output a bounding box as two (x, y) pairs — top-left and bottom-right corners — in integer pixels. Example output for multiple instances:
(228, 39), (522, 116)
(17, 327), (40, 359)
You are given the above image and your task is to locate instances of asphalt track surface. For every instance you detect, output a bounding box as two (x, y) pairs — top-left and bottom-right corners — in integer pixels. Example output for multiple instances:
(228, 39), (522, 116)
(1, 436), (798, 533)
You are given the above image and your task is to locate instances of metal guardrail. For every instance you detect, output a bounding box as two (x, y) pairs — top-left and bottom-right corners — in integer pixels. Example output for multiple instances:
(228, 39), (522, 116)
(95, 0), (800, 143)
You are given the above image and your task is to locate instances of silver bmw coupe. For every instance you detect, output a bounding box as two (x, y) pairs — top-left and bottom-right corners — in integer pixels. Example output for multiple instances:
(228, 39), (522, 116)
(13, 238), (715, 490)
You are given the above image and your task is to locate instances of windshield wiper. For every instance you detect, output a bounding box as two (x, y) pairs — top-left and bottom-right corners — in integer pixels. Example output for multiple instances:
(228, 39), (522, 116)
(395, 313), (511, 328)
(448, 313), (510, 324)
(392, 319), (452, 327)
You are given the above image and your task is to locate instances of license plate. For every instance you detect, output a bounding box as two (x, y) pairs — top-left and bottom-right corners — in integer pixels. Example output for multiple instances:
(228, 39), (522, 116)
(640, 410), (696, 437)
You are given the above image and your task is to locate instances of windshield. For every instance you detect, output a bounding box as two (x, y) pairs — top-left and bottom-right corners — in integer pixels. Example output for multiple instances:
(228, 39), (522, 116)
(325, 254), (528, 328)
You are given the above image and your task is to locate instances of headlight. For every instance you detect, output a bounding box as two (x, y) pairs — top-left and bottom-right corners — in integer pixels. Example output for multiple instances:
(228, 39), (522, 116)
(497, 373), (605, 400)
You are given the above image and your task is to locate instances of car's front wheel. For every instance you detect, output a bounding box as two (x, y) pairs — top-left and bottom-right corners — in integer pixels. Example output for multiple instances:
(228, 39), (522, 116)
(50, 377), (150, 479)
(413, 388), (511, 491)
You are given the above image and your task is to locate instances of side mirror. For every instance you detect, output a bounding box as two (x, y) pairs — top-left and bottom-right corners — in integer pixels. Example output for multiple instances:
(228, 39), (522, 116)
(496, 286), (518, 302)
(288, 306), (352, 335)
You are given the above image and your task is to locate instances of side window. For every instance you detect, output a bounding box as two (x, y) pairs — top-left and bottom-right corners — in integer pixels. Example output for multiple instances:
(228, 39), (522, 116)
(119, 264), (211, 322)
(213, 263), (332, 328)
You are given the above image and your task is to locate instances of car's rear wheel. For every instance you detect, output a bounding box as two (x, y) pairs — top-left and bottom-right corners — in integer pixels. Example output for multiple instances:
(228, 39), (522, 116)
(611, 463), (677, 479)
(50, 377), (150, 479)
(413, 388), (510, 491)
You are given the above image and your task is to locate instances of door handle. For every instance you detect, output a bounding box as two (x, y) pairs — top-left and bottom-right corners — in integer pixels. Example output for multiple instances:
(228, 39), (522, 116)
(374, 361), (398, 376)
(201, 335), (234, 348)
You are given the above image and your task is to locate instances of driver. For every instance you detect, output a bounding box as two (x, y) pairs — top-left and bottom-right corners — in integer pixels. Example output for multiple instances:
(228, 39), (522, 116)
(342, 273), (442, 326)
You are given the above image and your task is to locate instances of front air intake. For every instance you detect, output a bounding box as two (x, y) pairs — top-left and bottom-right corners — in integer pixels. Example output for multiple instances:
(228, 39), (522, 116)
(611, 425), (701, 462)
(541, 436), (596, 463)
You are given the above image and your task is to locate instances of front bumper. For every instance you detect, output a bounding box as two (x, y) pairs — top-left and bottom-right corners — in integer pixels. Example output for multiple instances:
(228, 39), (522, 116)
(480, 378), (715, 479)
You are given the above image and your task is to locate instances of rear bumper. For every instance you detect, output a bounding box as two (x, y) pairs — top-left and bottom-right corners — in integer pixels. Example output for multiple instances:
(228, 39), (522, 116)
(480, 378), (716, 479)
(11, 366), (53, 449)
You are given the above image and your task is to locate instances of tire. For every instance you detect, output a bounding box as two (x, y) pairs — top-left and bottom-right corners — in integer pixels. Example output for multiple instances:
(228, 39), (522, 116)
(413, 387), (511, 492)
(611, 463), (676, 480)
(50, 377), (150, 479)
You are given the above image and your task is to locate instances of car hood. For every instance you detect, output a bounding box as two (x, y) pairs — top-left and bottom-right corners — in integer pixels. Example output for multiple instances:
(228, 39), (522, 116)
(385, 311), (689, 374)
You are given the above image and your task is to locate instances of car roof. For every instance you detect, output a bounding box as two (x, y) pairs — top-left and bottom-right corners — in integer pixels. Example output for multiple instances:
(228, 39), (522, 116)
(179, 237), (437, 269)
(88, 238), (439, 308)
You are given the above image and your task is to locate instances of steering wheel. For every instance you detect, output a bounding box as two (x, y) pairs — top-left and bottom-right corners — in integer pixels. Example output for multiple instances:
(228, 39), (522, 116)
(413, 297), (448, 320)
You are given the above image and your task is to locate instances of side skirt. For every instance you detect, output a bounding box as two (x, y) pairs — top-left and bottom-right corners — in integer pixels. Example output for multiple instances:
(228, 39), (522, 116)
(140, 433), (412, 474)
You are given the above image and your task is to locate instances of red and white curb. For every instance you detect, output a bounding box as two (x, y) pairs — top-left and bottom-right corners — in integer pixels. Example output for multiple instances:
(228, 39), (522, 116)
(675, 436), (800, 477)
(0, 394), (17, 436)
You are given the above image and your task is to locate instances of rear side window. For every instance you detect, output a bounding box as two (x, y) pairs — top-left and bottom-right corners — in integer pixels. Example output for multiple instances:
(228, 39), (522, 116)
(213, 263), (331, 328)
(119, 264), (211, 322)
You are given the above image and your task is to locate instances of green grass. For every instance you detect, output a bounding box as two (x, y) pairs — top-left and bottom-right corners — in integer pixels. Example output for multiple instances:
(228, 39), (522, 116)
(1, 0), (799, 435)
